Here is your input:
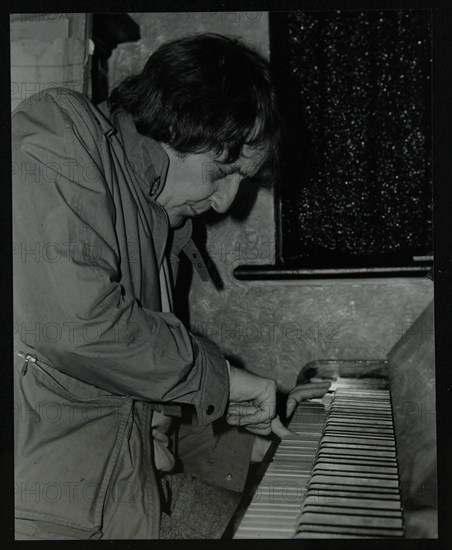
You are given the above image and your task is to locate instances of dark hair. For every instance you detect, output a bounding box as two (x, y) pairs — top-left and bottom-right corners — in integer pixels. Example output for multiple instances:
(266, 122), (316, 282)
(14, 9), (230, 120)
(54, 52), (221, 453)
(108, 33), (281, 182)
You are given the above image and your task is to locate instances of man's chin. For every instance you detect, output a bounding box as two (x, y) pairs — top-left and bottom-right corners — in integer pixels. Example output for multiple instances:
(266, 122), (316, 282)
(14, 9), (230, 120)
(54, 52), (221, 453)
(168, 206), (210, 228)
(169, 216), (188, 229)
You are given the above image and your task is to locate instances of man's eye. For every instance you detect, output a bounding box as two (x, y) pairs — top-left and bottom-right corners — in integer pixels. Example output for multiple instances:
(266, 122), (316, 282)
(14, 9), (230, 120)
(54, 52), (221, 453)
(215, 162), (239, 178)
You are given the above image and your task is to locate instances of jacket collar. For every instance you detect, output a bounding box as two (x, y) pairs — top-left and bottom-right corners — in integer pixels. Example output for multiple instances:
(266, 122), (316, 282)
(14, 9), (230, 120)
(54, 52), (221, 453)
(96, 101), (209, 282)
(97, 101), (169, 199)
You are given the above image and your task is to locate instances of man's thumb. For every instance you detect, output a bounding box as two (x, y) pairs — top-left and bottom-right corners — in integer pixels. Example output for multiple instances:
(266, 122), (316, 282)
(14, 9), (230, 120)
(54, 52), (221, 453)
(286, 398), (297, 418)
(271, 416), (297, 439)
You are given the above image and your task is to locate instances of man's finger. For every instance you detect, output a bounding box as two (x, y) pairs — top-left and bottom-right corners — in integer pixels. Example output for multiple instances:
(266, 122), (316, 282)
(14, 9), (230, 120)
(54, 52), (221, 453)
(227, 412), (271, 427)
(244, 423), (272, 436)
(289, 382), (331, 400)
(286, 398), (297, 418)
(298, 381), (331, 389)
(227, 404), (259, 416)
(286, 382), (331, 417)
(291, 381), (331, 393)
(271, 416), (297, 439)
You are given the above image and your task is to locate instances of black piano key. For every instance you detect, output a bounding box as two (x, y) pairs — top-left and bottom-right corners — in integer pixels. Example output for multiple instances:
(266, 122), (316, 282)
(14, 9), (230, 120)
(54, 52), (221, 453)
(323, 441), (396, 450)
(306, 488), (402, 500)
(309, 473), (400, 489)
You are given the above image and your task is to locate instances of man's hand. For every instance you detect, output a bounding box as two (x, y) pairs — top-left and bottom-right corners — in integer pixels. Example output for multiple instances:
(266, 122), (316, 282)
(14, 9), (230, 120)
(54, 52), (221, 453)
(286, 380), (332, 418)
(237, 379), (332, 463)
(226, 366), (277, 435)
(250, 417), (299, 462)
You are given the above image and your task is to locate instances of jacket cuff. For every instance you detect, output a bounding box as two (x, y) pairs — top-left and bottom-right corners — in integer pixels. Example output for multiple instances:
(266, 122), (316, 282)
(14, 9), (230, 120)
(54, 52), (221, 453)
(192, 335), (230, 425)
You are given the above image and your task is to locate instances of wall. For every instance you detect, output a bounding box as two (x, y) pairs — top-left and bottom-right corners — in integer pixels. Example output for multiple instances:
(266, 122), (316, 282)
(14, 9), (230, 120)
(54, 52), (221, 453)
(189, 229), (433, 391)
(10, 13), (91, 112)
(109, 11), (434, 390)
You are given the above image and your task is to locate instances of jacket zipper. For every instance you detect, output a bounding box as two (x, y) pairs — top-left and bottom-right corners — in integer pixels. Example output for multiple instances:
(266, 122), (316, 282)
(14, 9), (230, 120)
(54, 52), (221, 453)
(17, 351), (37, 376)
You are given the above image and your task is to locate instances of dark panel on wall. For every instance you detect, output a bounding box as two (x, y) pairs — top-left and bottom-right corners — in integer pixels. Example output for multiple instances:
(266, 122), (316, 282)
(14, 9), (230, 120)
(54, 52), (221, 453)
(91, 14), (140, 104)
(270, 10), (432, 269)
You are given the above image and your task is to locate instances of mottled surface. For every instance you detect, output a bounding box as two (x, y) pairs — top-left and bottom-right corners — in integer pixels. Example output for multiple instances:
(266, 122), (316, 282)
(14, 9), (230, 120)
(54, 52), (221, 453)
(388, 300), (437, 537)
(277, 10), (432, 262)
(10, 14), (89, 112)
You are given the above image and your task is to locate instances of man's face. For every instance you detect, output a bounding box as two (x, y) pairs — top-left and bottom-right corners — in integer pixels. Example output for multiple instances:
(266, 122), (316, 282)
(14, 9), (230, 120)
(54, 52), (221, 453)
(155, 143), (268, 228)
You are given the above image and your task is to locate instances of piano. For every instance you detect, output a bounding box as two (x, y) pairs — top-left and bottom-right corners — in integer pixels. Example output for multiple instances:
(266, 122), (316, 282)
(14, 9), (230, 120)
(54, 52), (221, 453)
(230, 300), (437, 539)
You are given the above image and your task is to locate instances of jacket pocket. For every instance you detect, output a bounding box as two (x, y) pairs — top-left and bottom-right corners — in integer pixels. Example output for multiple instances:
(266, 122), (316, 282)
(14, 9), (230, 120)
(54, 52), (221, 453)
(14, 351), (133, 535)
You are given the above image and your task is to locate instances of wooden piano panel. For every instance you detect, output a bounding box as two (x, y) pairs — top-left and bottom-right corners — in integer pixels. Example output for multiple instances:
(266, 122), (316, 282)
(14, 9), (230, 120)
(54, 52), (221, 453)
(388, 300), (437, 538)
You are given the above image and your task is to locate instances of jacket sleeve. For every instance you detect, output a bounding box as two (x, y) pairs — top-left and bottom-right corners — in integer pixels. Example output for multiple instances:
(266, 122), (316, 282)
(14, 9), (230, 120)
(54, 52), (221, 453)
(12, 90), (228, 425)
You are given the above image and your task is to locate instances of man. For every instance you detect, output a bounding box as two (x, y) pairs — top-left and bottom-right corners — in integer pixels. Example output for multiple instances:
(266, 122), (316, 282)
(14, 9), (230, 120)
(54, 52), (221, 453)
(13, 33), (330, 539)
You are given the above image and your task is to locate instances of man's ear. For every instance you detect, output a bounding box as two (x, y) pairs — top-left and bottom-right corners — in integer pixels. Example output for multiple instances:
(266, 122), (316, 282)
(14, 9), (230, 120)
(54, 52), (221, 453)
(167, 125), (179, 150)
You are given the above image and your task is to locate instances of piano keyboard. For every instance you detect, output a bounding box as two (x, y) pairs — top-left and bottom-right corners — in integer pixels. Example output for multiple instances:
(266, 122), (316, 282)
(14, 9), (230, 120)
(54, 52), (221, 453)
(233, 378), (404, 538)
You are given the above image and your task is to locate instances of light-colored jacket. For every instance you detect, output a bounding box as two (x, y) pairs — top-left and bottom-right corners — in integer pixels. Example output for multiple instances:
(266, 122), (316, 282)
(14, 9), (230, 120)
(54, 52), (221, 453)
(13, 88), (252, 539)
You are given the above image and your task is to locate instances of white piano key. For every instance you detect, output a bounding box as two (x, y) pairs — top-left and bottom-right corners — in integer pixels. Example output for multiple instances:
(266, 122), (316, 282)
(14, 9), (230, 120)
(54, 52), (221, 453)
(303, 494), (402, 510)
(302, 505), (402, 518)
(314, 461), (398, 475)
(297, 511), (403, 529)
(296, 525), (404, 537)
(247, 502), (301, 511)
(295, 531), (381, 538)
(319, 445), (396, 457)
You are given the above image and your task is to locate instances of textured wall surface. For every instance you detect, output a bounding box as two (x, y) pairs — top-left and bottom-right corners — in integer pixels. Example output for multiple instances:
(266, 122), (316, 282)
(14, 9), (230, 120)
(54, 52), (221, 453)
(188, 237), (433, 391)
(108, 12), (434, 390)
(10, 14), (90, 112)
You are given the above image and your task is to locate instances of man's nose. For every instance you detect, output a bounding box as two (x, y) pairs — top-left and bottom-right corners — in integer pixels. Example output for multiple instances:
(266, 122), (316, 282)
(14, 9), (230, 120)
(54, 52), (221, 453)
(210, 176), (241, 214)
